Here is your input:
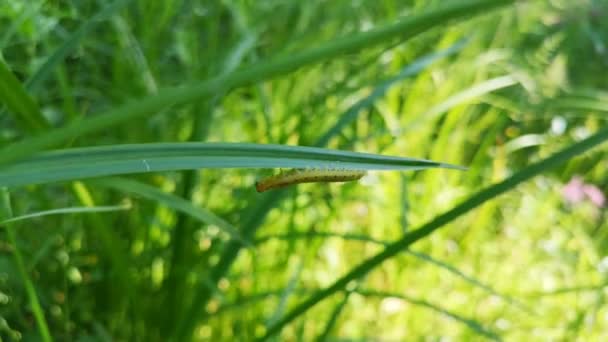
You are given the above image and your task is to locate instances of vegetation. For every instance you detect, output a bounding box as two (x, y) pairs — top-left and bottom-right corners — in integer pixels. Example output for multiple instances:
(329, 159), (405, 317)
(1, 0), (608, 340)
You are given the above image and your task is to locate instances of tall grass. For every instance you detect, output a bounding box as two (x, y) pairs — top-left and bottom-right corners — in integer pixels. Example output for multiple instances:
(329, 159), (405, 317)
(1, 0), (607, 341)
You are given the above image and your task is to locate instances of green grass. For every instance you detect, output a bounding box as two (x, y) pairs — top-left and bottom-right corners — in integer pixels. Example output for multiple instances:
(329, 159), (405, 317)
(0, 142), (465, 187)
(1, 0), (608, 341)
(1, 188), (52, 342)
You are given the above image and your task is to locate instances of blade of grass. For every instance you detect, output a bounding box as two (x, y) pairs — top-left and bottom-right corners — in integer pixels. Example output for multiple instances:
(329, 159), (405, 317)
(0, 142), (466, 188)
(265, 259), (303, 328)
(175, 190), (288, 340)
(0, 57), (48, 132)
(255, 231), (386, 246)
(405, 250), (531, 313)
(549, 97), (608, 112)
(524, 280), (608, 297)
(0, 0), (515, 167)
(315, 283), (359, 342)
(89, 177), (250, 246)
(0, 188), (53, 342)
(0, 199), (131, 273)
(68, 181), (133, 325)
(259, 125), (608, 340)
(403, 75), (518, 132)
(215, 290), (292, 315)
(356, 289), (500, 341)
(0, 203), (131, 225)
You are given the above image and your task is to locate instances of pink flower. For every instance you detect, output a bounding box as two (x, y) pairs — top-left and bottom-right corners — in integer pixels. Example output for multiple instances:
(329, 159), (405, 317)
(583, 184), (606, 208)
(562, 176), (605, 208)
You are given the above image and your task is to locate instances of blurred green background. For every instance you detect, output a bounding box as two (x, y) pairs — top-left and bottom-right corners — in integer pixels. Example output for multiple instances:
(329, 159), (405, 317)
(1, 0), (608, 340)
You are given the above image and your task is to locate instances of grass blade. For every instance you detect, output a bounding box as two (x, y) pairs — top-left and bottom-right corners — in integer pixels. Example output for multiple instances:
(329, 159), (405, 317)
(404, 75), (518, 132)
(0, 57), (48, 132)
(356, 289), (500, 341)
(265, 260), (303, 328)
(405, 250), (531, 313)
(0, 203), (130, 225)
(0, 188), (53, 342)
(89, 177), (250, 246)
(549, 98), (608, 112)
(315, 284), (359, 342)
(0, 142), (465, 188)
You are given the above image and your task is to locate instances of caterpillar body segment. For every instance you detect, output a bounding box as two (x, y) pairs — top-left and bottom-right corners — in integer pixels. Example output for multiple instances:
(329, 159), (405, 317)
(255, 169), (367, 193)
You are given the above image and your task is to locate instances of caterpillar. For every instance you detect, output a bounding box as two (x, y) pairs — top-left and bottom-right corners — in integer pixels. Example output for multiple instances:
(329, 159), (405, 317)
(255, 169), (367, 193)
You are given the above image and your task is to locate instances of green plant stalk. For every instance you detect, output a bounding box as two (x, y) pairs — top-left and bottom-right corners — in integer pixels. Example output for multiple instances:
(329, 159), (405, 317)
(89, 178), (248, 244)
(0, 188), (53, 342)
(259, 126), (608, 340)
(315, 285), (358, 341)
(173, 191), (287, 340)
(70, 181), (133, 332)
(0, 57), (48, 132)
(164, 31), (257, 332)
(0, 0), (514, 168)
(0, 203), (130, 224)
(161, 96), (215, 336)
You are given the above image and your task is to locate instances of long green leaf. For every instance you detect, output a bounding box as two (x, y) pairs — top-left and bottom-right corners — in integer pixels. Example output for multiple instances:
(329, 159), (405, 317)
(403, 75), (518, 132)
(356, 289), (500, 341)
(0, 203), (130, 225)
(260, 125), (608, 339)
(0, 0), (515, 167)
(0, 143), (465, 188)
(549, 98), (608, 112)
(315, 286), (357, 341)
(0, 57), (48, 132)
(89, 177), (250, 245)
